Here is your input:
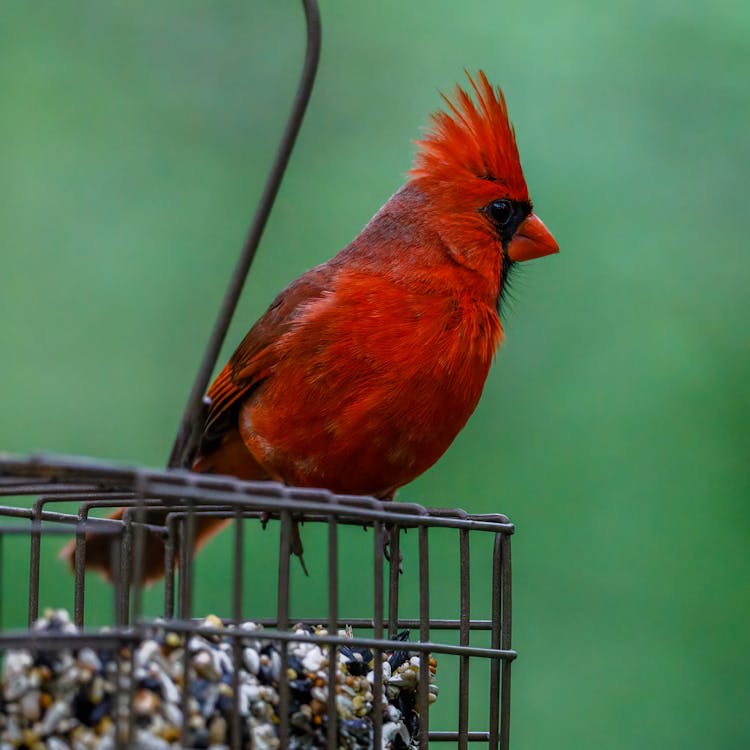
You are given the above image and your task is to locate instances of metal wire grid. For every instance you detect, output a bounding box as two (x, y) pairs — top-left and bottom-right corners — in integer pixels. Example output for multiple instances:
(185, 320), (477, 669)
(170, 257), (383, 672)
(0, 453), (515, 748)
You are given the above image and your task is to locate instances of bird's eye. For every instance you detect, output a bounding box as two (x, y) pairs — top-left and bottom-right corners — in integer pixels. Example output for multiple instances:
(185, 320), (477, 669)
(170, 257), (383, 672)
(488, 199), (514, 226)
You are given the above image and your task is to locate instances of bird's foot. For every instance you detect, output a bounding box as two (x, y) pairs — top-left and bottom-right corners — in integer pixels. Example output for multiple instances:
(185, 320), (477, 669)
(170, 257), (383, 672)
(291, 518), (309, 577)
(382, 526), (404, 575)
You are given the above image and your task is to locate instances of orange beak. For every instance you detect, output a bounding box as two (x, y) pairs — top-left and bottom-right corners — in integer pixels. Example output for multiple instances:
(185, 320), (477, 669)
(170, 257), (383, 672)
(507, 213), (559, 262)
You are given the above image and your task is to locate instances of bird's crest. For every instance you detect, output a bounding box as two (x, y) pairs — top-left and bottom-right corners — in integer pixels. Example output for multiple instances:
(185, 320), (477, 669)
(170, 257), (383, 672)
(410, 71), (528, 199)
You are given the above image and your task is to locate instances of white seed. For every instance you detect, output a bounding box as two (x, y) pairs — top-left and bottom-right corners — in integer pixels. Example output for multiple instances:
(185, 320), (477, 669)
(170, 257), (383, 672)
(40, 699), (70, 735)
(133, 729), (170, 750)
(19, 689), (40, 722)
(302, 646), (325, 673)
(243, 648), (260, 674)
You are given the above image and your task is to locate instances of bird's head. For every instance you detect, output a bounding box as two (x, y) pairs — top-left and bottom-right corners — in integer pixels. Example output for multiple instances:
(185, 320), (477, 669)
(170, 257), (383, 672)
(409, 71), (558, 302)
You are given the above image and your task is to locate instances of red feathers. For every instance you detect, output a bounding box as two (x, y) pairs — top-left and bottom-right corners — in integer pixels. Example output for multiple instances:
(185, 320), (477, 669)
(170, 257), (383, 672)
(411, 71), (528, 200)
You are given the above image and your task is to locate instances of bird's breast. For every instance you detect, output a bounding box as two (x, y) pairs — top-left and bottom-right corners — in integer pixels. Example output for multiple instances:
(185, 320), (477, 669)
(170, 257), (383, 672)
(239, 274), (502, 496)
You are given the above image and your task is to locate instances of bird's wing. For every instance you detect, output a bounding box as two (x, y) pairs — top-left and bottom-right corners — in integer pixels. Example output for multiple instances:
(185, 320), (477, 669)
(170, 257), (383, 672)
(201, 264), (334, 443)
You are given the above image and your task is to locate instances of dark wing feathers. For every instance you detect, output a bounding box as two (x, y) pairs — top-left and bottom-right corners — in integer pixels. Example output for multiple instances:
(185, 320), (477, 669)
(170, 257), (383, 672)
(200, 265), (334, 445)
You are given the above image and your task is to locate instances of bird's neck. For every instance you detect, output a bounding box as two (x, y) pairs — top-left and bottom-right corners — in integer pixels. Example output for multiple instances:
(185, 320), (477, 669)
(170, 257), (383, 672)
(340, 183), (502, 308)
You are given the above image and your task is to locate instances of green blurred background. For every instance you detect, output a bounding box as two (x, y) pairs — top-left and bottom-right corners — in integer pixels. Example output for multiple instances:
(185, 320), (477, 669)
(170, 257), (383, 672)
(1, 1), (748, 748)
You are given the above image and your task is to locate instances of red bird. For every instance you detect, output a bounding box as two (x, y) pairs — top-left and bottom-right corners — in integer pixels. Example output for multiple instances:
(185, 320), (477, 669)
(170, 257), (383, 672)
(69, 71), (558, 581)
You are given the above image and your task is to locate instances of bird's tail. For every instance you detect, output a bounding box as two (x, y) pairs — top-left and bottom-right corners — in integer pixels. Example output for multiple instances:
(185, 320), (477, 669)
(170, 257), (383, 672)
(60, 427), (270, 584)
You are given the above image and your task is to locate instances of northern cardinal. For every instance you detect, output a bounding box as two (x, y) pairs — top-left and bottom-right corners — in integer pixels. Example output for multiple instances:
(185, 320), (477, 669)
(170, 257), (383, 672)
(66, 71), (558, 582)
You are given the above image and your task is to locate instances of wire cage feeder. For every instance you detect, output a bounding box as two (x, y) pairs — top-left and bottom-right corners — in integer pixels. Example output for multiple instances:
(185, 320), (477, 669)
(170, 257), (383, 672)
(0, 2), (517, 748)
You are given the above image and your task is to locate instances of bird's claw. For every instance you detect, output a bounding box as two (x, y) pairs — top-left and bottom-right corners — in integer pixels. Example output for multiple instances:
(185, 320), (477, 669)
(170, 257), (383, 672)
(383, 538), (404, 575)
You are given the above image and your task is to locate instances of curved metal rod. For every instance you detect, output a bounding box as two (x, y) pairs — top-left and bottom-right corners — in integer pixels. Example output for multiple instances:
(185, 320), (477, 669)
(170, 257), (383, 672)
(168, 0), (322, 468)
